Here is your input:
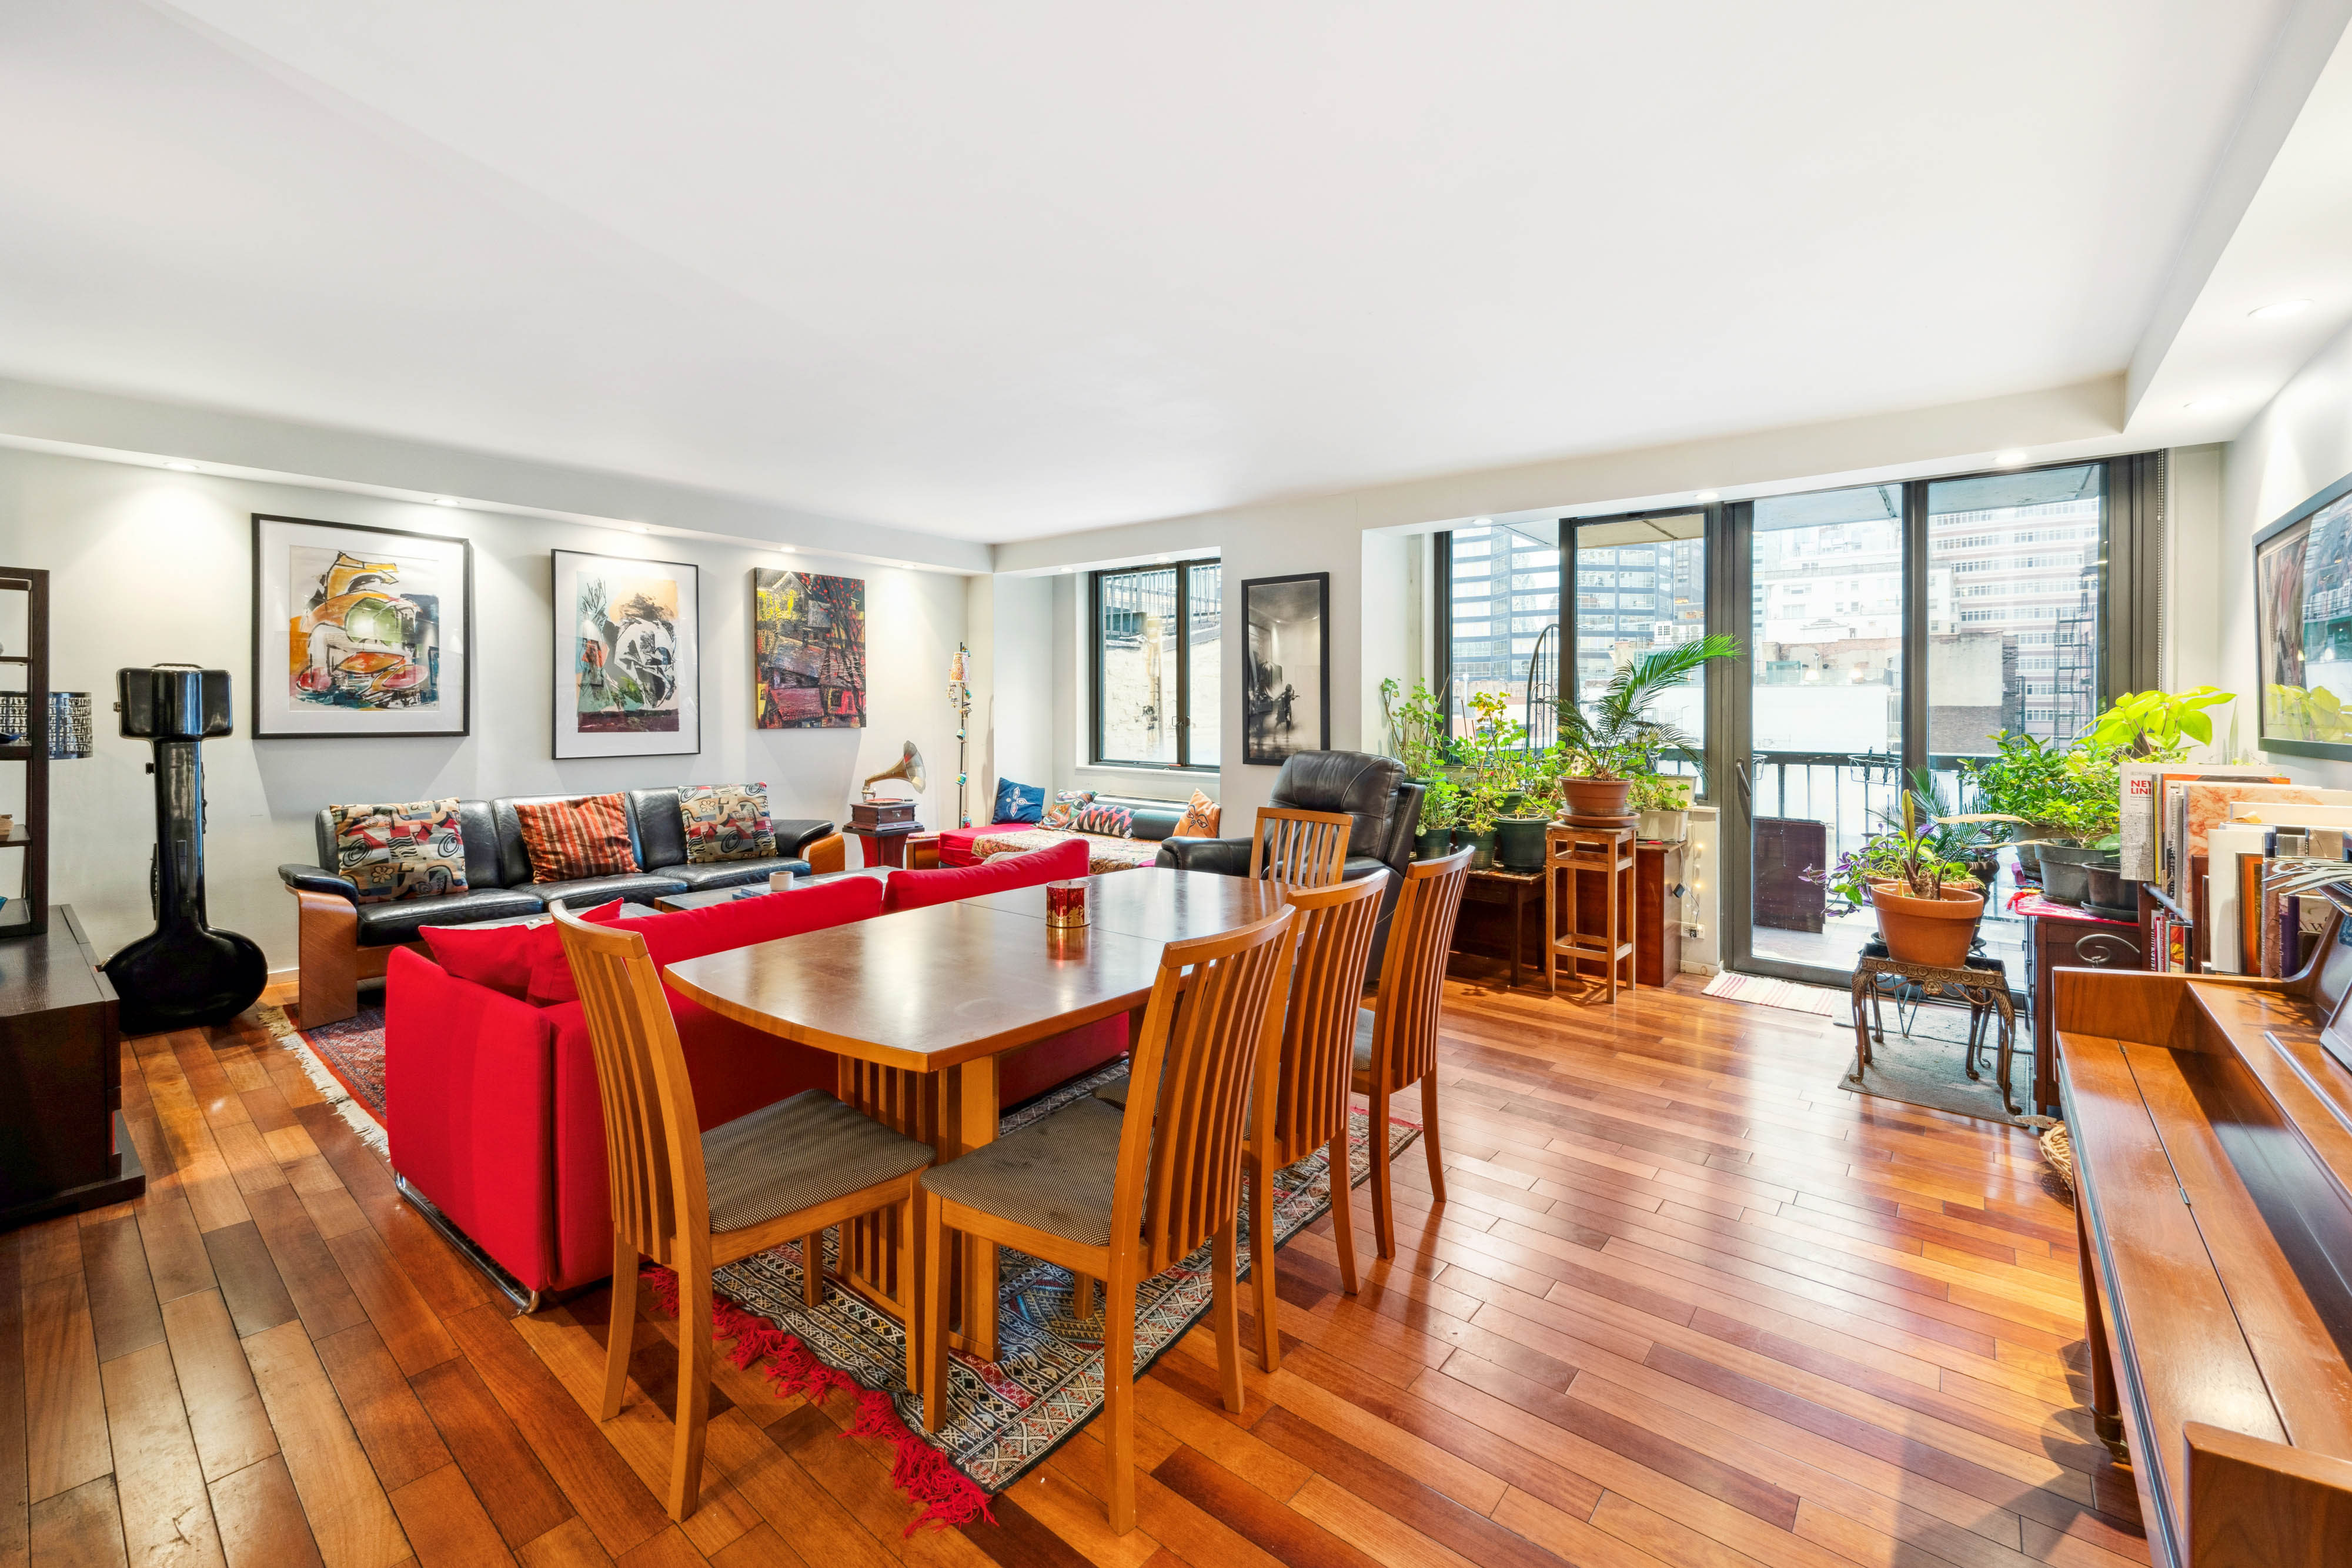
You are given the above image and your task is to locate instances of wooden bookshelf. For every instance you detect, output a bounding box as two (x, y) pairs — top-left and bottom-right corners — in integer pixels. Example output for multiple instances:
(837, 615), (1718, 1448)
(0, 569), (51, 942)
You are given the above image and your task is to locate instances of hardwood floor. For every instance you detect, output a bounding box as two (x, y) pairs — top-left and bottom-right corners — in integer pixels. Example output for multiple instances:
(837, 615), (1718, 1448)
(0, 966), (2140, 1568)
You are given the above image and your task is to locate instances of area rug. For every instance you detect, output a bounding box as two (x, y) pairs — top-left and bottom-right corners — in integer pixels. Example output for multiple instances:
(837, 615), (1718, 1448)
(1833, 999), (2037, 1125)
(253, 1003), (389, 1155)
(644, 1062), (1422, 1530)
(1700, 971), (1844, 1016)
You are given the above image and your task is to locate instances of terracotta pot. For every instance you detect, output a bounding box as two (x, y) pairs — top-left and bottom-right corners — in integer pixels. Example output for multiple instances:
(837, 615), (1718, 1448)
(1867, 881), (1985, 968)
(1559, 777), (1634, 818)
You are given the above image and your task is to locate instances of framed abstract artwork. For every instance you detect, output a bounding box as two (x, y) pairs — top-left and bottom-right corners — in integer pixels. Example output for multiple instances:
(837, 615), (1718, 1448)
(552, 549), (702, 758)
(1241, 571), (1329, 764)
(2254, 470), (2352, 758)
(751, 568), (866, 727)
(251, 514), (473, 738)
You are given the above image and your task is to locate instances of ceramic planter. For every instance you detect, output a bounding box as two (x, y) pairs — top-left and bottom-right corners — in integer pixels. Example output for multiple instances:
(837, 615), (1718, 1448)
(1636, 807), (1689, 842)
(1495, 816), (1550, 871)
(1559, 777), (1635, 818)
(1867, 881), (1986, 968)
(2036, 845), (2103, 908)
(2084, 860), (2132, 914)
(1453, 827), (1498, 871)
(1414, 827), (1453, 861)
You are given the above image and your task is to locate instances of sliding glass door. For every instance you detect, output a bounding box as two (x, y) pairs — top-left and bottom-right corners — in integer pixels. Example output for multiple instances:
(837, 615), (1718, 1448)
(1724, 460), (2119, 990)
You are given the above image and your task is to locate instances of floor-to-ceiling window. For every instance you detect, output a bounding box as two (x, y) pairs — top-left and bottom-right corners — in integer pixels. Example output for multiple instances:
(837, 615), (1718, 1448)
(1440, 519), (1561, 738)
(1570, 511), (1709, 783)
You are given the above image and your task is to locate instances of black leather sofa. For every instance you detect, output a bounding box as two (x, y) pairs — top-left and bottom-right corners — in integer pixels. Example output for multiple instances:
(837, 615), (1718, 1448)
(1156, 751), (1425, 965)
(276, 788), (839, 1026)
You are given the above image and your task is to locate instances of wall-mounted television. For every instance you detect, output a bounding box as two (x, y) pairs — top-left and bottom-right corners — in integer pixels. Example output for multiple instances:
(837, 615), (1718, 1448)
(2256, 469), (2352, 758)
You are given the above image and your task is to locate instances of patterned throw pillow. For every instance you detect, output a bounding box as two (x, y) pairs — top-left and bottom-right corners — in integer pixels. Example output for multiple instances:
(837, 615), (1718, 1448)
(678, 783), (776, 864)
(992, 777), (1044, 825)
(1175, 788), (1220, 838)
(328, 798), (470, 905)
(1073, 802), (1134, 838)
(1041, 790), (1094, 830)
(513, 793), (641, 884)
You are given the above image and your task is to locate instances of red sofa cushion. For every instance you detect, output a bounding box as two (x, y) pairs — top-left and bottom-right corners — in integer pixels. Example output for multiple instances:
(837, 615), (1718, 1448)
(937, 823), (1031, 867)
(425, 900), (623, 1001)
(883, 836), (1089, 911)
(521, 879), (882, 1004)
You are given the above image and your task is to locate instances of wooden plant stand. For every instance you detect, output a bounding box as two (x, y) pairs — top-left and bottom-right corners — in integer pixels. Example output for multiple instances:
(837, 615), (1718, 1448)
(1545, 825), (1635, 1001)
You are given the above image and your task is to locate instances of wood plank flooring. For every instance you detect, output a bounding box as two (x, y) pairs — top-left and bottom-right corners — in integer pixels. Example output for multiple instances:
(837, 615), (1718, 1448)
(1, 967), (2139, 1568)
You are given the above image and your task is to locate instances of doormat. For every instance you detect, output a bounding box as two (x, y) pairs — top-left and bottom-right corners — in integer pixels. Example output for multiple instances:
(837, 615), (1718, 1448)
(642, 1062), (1423, 1530)
(253, 1003), (389, 1155)
(1835, 999), (2036, 1125)
(1700, 971), (1843, 1016)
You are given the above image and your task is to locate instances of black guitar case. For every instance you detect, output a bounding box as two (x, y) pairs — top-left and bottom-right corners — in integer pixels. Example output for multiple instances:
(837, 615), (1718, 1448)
(102, 667), (268, 1036)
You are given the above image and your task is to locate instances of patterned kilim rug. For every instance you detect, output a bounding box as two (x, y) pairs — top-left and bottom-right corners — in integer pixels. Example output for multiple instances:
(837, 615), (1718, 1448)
(253, 1003), (389, 1155)
(644, 1061), (1422, 1530)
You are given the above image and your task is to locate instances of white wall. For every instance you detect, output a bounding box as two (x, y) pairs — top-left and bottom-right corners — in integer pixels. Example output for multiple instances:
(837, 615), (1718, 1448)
(2167, 443), (2224, 694)
(2220, 316), (2352, 785)
(0, 445), (969, 968)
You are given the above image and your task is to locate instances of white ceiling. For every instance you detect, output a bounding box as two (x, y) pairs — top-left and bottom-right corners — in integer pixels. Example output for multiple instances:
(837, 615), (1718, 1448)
(0, 1), (2312, 541)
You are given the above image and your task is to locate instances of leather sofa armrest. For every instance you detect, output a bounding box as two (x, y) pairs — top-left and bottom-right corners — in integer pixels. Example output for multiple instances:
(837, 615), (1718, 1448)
(1158, 837), (1252, 876)
(771, 819), (837, 858)
(278, 862), (359, 902)
(801, 833), (847, 875)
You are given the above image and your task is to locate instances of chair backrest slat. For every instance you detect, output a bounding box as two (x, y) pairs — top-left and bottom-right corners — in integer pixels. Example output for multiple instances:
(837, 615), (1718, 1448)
(1114, 905), (1298, 1275)
(1265, 872), (1388, 1164)
(554, 904), (713, 1264)
(1250, 807), (1351, 888)
(1368, 850), (1472, 1094)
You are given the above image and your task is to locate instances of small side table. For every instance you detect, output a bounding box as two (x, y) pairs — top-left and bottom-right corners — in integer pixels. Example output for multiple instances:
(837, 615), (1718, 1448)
(1545, 825), (1635, 1001)
(1462, 867), (1545, 988)
(1848, 954), (2019, 1115)
(847, 821), (924, 869)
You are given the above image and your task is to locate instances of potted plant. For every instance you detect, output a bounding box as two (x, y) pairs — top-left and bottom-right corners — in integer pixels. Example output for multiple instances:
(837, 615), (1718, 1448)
(1805, 794), (1984, 967)
(1416, 777), (1459, 860)
(1454, 776), (1502, 870)
(1629, 774), (1693, 842)
(1554, 636), (1742, 819)
(1462, 691), (1551, 871)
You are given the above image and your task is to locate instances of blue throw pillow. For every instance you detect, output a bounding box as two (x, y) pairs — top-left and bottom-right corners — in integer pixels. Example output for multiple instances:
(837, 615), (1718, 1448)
(992, 777), (1044, 825)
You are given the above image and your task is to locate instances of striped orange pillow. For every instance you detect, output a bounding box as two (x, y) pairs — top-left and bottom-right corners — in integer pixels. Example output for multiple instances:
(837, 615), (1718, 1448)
(513, 794), (640, 884)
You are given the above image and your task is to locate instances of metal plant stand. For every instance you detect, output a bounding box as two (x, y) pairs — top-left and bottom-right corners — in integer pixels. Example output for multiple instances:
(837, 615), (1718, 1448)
(1847, 953), (2020, 1116)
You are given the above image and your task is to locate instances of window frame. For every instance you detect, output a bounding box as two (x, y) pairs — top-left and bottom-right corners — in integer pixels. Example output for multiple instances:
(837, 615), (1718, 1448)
(1088, 557), (1221, 771)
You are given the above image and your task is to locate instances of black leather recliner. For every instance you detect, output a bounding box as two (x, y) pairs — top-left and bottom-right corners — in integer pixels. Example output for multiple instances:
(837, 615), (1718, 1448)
(1156, 750), (1426, 967)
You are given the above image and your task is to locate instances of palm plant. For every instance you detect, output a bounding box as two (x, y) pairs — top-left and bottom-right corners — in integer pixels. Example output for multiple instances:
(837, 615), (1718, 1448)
(1553, 634), (1742, 778)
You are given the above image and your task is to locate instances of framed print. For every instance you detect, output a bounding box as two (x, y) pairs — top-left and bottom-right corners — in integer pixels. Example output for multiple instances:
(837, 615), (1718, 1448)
(1241, 571), (1329, 764)
(2255, 470), (2352, 759)
(552, 549), (701, 758)
(752, 569), (866, 727)
(252, 514), (472, 738)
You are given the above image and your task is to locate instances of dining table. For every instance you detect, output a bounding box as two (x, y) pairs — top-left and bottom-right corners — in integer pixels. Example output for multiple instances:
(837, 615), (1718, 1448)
(660, 866), (1285, 1360)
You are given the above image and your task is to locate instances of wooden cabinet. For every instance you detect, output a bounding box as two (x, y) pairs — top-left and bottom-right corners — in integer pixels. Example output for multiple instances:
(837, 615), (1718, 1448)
(0, 905), (143, 1229)
(2023, 907), (2143, 1116)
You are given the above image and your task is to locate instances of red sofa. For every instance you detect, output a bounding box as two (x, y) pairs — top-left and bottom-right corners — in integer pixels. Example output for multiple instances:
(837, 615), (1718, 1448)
(385, 845), (1121, 1299)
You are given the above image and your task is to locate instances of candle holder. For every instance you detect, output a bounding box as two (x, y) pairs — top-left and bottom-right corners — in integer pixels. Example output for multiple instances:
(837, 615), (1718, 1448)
(1045, 878), (1088, 929)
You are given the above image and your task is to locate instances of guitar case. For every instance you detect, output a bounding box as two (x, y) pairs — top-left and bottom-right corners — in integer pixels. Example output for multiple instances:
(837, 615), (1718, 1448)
(102, 667), (267, 1036)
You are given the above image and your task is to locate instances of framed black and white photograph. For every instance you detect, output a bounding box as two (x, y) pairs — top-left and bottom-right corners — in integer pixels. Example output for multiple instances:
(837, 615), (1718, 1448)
(552, 549), (702, 758)
(251, 514), (473, 739)
(1241, 571), (1329, 764)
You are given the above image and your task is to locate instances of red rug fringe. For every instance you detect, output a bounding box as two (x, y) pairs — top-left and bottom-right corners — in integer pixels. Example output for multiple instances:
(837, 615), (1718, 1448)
(642, 1263), (995, 1532)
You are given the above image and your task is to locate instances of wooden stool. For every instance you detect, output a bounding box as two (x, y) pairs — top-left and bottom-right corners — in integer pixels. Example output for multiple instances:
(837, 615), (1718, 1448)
(1545, 825), (1635, 1001)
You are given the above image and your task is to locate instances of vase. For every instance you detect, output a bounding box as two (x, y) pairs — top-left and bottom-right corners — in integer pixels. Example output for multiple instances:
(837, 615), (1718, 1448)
(1453, 827), (1497, 871)
(1559, 777), (1635, 819)
(1494, 816), (1549, 871)
(1414, 827), (1453, 861)
(1867, 881), (1986, 968)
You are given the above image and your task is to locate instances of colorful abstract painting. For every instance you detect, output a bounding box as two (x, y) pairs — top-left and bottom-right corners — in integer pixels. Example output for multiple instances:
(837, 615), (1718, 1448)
(252, 516), (472, 738)
(753, 569), (866, 728)
(552, 550), (701, 758)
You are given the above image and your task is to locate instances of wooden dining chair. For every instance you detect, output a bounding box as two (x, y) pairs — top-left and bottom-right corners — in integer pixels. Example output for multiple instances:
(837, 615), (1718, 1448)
(1351, 849), (1472, 1264)
(917, 902), (1299, 1534)
(553, 904), (937, 1522)
(1246, 869), (1387, 1371)
(1250, 806), (1353, 887)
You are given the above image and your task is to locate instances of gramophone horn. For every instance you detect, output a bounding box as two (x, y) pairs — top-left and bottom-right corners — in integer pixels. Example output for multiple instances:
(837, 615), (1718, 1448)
(860, 741), (927, 797)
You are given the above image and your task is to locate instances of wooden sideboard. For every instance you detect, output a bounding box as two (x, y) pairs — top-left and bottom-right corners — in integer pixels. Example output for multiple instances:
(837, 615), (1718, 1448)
(0, 905), (143, 1229)
(2053, 918), (2352, 1565)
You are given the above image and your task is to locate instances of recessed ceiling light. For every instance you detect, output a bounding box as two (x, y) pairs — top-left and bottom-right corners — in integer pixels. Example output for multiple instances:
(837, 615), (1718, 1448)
(630, 524), (652, 534)
(165, 460), (197, 472)
(1994, 450), (2028, 467)
(1471, 517), (1493, 527)
(431, 496), (457, 506)
(2250, 299), (2312, 320)
(1694, 490), (1719, 503)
